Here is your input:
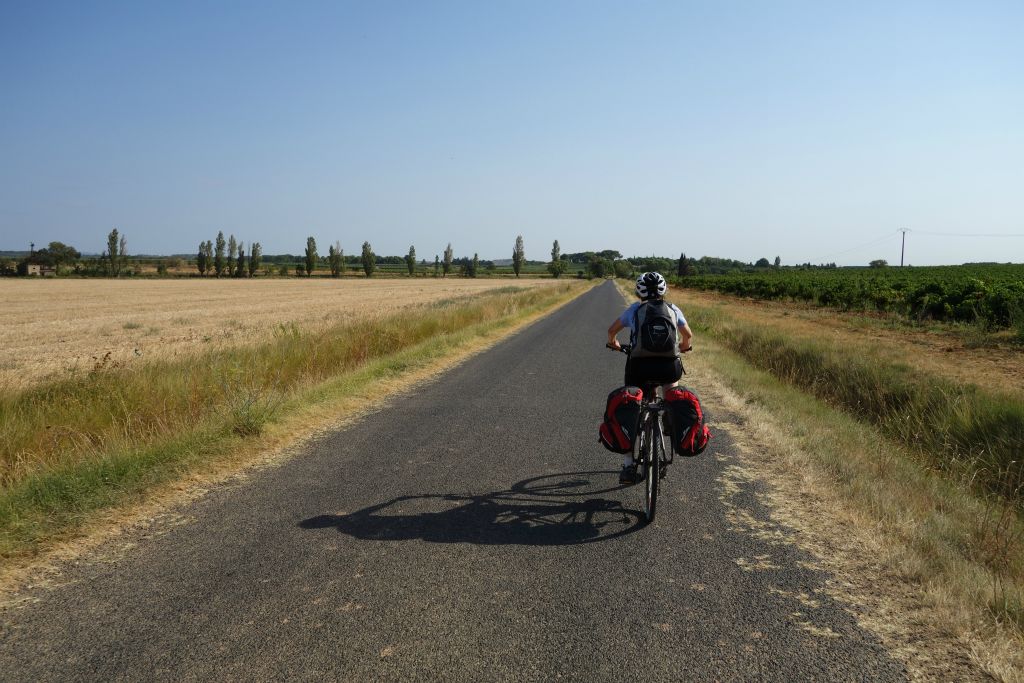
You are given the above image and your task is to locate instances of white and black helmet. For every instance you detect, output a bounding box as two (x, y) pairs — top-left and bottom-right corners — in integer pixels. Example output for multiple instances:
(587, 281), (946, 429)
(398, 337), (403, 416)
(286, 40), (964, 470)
(635, 271), (667, 300)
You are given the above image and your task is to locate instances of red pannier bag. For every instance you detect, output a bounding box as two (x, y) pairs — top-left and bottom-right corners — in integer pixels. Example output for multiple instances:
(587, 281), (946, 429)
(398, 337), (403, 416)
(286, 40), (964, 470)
(599, 386), (643, 454)
(664, 386), (711, 456)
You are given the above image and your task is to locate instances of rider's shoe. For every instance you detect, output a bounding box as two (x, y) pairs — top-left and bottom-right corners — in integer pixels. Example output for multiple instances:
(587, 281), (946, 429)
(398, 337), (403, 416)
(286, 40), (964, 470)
(619, 464), (639, 485)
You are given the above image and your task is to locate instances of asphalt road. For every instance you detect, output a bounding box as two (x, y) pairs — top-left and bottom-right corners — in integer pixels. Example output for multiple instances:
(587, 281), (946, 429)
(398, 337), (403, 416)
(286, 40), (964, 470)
(0, 281), (906, 682)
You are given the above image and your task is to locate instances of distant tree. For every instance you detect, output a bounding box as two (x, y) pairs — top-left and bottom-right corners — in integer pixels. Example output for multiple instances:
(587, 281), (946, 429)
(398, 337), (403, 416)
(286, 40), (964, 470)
(105, 228), (121, 277)
(677, 252), (690, 277)
(613, 260), (632, 278)
(442, 243), (453, 277)
(587, 253), (612, 278)
(196, 242), (209, 275)
(249, 242), (262, 277)
(754, 257), (771, 268)
(468, 253), (479, 278)
(278, 263), (289, 276)
(44, 242), (80, 274)
(234, 242), (246, 277)
(434, 255), (440, 277)
(870, 259), (889, 268)
(774, 255), (781, 268)
(295, 263), (304, 276)
(214, 231), (226, 277)
(361, 241), (376, 277)
(512, 235), (525, 277)
(548, 240), (566, 278)
(304, 237), (318, 276)
(202, 241), (213, 275)
(118, 234), (128, 274)
(227, 235), (237, 265)
(406, 245), (416, 276)
(328, 242), (343, 277)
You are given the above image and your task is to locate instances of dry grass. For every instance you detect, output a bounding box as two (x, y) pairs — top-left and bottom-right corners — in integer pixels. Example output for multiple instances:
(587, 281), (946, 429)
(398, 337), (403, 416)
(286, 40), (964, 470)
(0, 278), (559, 388)
(0, 282), (589, 599)
(0, 282), (589, 560)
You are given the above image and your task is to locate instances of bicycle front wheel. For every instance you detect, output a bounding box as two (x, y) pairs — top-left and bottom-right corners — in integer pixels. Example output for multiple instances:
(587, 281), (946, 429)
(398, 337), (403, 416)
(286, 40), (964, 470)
(643, 417), (658, 524)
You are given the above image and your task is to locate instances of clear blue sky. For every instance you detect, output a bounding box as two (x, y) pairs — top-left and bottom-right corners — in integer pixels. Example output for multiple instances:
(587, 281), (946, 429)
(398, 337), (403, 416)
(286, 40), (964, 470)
(2, 1), (1022, 265)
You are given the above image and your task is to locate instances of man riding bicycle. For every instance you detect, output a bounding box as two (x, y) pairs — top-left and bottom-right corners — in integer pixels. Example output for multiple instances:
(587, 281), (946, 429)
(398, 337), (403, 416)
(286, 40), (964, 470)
(607, 272), (693, 484)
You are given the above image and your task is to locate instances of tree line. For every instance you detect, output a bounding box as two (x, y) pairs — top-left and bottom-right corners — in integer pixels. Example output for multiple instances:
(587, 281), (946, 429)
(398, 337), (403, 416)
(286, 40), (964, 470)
(3, 228), (831, 280)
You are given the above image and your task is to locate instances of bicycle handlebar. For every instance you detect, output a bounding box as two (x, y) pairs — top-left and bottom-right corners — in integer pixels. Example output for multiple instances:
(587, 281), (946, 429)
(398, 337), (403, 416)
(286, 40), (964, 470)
(606, 343), (692, 354)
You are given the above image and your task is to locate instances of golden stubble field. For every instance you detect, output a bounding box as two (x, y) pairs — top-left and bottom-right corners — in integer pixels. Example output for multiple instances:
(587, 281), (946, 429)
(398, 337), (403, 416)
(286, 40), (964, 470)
(0, 278), (560, 388)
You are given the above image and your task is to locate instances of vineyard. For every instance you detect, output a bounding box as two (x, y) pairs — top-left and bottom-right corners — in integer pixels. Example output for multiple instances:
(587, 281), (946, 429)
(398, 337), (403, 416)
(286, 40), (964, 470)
(676, 264), (1024, 330)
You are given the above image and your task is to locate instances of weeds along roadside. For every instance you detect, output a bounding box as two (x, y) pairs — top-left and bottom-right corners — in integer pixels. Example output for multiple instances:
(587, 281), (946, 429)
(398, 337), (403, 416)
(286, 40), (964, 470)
(0, 282), (588, 559)
(666, 290), (1024, 644)
(683, 301), (1024, 503)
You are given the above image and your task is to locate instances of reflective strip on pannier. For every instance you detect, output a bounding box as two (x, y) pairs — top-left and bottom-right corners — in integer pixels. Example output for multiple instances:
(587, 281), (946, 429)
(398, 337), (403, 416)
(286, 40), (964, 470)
(599, 386), (643, 454)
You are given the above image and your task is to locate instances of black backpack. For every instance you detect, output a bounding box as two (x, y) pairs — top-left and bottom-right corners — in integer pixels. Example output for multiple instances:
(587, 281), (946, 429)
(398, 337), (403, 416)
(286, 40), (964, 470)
(631, 300), (679, 359)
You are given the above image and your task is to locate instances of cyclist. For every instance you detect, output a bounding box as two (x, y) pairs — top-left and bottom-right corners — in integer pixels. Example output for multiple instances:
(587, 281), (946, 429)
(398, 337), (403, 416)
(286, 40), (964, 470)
(607, 271), (693, 484)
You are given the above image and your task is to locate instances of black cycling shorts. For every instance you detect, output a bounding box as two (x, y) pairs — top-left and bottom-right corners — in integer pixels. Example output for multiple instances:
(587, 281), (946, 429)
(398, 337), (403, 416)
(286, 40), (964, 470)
(624, 356), (682, 388)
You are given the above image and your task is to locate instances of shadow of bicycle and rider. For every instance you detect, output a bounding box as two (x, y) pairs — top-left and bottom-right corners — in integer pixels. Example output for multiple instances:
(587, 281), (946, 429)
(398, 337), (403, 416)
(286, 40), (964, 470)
(298, 470), (646, 546)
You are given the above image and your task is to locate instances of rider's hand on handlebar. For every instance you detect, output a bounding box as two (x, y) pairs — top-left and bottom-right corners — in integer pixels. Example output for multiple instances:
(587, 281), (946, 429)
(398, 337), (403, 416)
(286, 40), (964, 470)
(680, 343), (693, 353)
(607, 339), (622, 351)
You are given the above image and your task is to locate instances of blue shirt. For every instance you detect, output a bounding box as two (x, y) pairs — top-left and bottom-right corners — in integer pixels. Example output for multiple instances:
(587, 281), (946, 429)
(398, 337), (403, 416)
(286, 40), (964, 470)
(618, 301), (687, 331)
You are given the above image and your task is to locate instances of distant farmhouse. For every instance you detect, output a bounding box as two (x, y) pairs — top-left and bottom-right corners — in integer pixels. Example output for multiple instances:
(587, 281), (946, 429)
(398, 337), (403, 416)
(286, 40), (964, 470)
(23, 264), (57, 277)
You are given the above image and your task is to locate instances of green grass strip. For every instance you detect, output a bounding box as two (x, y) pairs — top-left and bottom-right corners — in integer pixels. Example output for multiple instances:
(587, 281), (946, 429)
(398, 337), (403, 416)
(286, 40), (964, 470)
(0, 283), (588, 558)
(684, 302), (1024, 503)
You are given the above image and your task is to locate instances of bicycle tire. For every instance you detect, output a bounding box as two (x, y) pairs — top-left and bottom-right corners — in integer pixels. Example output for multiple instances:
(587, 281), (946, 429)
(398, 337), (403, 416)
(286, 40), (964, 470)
(644, 414), (658, 524)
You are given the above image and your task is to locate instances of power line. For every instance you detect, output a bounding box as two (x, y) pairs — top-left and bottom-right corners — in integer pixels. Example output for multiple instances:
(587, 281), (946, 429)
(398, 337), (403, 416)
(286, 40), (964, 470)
(810, 230), (901, 263)
(910, 230), (1024, 238)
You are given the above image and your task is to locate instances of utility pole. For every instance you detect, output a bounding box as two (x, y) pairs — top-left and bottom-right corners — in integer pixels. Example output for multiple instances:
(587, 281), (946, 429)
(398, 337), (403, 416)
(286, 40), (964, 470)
(899, 229), (908, 267)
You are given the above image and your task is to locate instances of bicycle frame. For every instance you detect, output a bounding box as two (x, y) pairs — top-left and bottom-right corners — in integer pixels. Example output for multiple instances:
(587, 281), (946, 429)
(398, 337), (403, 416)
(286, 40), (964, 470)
(634, 385), (670, 524)
(606, 342), (687, 525)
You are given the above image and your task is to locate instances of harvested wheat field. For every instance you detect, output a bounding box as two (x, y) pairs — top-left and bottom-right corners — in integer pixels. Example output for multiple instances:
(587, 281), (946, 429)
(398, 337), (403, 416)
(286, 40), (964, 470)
(0, 278), (559, 388)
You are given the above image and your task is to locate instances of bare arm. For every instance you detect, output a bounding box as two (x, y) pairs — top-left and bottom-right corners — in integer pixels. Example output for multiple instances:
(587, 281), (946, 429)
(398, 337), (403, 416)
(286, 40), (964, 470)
(679, 322), (693, 352)
(607, 319), (626, 350)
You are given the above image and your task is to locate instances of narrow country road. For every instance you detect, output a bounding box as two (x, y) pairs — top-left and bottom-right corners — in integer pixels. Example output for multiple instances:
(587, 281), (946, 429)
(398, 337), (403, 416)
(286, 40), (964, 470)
(0, 282), (906, 681)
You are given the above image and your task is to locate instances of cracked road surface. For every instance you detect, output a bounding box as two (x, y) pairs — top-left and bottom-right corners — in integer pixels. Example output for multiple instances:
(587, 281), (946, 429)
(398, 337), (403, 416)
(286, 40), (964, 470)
(0, 281), (906, 681)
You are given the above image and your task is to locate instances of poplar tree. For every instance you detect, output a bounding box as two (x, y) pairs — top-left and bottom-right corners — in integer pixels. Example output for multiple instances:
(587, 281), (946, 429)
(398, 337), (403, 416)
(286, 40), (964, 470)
(235, 242), (246, 277)
(548, 239), (565, 278)
(328, 242), (343, 277)
(442, 243), (453, 277)
(249, 242), (262, 277)
(196, 241), (209, 275)
(214, 231), (226, 277)
(512, 235), (525, 277)
(304, 237), (318, 276)
(406, 245), (416, 276)
(228, 235), (237, 264)
(105, 229), (120, 277)
(118, 233), (128, 275)
(434, 255), (440, 277)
